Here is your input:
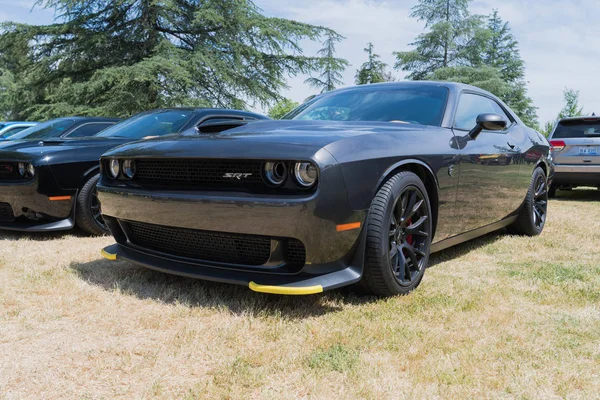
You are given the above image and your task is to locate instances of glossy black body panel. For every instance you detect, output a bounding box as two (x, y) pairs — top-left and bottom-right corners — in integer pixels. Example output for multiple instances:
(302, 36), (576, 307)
(98, 82), (551, 291)
(0, 109), (268, 231)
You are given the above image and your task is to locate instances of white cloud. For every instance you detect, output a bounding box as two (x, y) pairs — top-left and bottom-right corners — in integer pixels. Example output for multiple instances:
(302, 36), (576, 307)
(2, 0), (599, 124)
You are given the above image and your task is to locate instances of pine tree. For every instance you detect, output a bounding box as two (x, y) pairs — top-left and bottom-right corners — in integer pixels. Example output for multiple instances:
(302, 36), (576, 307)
(355, 43), (387, 85)
(304, 32), (349, 93)
(394, 0), (482, 80)
(479, 10), (524, 82)
(0, 0), (335, 120)
(542, 89), (585, 136)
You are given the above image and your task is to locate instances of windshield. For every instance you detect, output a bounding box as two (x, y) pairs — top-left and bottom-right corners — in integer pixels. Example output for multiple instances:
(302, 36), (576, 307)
(8, 119), (76, 140)
(285, 86), (448, 126)
(0, 126), (29, 139)
(95, 110), (194, 139)
(553, 120), (600, 138)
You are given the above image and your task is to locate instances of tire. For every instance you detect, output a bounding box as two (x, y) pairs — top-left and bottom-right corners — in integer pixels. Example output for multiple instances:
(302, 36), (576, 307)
(361, 171), (433, 296)
(509, 167), (548, 236)
(75, 173), (108, 236)
(548, 184), (556, 198)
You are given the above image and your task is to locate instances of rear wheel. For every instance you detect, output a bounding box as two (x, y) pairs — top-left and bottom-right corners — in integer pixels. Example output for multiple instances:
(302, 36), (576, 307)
(361, 171), (432, 296)
(75, 173), (108, 236)
(509, 167), (548, 236)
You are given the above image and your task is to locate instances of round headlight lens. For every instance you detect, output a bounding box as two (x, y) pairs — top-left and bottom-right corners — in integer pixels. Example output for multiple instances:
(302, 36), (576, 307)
(263, 161), (287, 186)
(108, 159), (120, 179)
(293, 162), (318, 188)
(17, 163), (25, 176)
(26, 163), (35, 177)
(123, 160), (136, 179)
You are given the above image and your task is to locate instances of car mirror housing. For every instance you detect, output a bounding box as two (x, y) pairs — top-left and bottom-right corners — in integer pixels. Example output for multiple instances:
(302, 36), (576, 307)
(468, 113), (508, 140)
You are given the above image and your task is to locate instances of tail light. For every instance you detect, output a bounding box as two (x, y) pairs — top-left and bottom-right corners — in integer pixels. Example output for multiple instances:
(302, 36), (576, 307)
(549, 140), (565, 151)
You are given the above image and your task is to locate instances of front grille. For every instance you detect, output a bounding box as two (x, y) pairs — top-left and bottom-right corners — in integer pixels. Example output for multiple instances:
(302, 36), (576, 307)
(286, 239), (306, 266)
(125, 221), (272, 266)
(0, 163), (21, 180)
(0, 202), (14, 222)
(134, 159), (264, 187)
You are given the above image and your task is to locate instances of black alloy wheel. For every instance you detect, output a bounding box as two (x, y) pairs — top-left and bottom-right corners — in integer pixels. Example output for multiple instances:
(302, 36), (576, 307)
(91, 186), (107, 231)
(532, 173), (548, 230)
(509, 166), (548, 236)
(388, 186), (430, 286)
(362, 171), (433, 296)
(75, 173), (109, 236)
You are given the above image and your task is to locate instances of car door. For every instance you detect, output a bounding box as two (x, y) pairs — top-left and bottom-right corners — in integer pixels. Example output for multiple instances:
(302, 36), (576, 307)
(452, 92), (523, 234)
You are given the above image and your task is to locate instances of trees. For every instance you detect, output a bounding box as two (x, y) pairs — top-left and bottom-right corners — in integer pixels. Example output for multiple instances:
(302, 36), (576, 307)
(394, 0), (482, 80)
(268, 98), (299, 119)
(542, 88), (585, 136)
(396, 2), (538, 127)
(304, 32), (349, 93)
(355, 42), (388, 85)
(0, 0), (336, 120)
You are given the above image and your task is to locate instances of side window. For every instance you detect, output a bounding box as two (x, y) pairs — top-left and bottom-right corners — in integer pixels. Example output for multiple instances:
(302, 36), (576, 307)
(67, 123), (114, 137)
(6, 126), (28, 135)
(454, 93), (512, 131)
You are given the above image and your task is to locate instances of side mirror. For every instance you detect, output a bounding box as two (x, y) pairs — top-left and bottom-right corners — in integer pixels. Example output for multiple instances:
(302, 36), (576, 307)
(468, 113), (507, 140)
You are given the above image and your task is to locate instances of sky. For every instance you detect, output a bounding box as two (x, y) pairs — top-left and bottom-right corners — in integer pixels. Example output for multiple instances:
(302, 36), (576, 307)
(2, 0), (600, 124)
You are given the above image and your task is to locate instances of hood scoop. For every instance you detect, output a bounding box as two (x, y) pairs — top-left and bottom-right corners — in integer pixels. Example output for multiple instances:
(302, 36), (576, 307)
(38, 139), (65, 146)
(194, 120), (250, 134)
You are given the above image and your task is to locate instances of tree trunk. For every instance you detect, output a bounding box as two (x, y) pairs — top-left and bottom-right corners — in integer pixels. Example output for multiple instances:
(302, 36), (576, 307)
(443, 0), (450, 67)
(140, 0), (159, 106)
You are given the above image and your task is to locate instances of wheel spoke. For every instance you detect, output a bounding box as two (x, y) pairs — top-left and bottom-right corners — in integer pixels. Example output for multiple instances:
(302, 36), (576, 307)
(404, 244), (420, 270)
(399, 251), (409, 280)
(390, 244), (398, 259)
(402, 190), (417, 221)
(405, 199), (423, 221)
(406, 215), (428, 233)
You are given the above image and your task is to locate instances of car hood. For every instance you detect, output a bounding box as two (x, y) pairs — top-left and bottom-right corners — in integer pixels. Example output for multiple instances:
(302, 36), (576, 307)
(220, 120), (429, 145)
(0, 137), (129, 162)
(104, 120), (431, 159)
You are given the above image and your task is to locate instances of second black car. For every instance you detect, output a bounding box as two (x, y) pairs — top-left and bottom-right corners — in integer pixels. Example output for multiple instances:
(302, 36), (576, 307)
(0, 108), (267, 235)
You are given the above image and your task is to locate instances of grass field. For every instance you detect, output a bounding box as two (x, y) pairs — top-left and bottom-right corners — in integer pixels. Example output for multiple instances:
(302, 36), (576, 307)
(1, 189), (599, 399)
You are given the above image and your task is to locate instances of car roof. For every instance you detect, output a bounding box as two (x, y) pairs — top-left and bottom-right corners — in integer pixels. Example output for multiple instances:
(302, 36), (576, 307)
(0, 121), (38, 125)
(329, 80), (489, 95)
(558, 116), (600, 123)
(53, 116), (121, 122)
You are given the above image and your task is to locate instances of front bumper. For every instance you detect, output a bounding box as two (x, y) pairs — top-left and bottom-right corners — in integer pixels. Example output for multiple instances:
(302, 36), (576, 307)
(553, 164), (600, 186)
(97, 162), (368, 293)
(0, 168), (77, 232)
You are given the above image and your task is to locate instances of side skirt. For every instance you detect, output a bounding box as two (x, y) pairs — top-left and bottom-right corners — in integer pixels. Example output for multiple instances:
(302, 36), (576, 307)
(430, 216), (518, 254)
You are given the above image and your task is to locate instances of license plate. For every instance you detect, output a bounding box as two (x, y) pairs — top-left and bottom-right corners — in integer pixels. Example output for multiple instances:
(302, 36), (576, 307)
(579, 147), (598, 155)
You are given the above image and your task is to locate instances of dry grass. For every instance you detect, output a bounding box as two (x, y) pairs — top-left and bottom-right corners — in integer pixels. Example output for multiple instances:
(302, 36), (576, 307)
(1, 189), (600, 399)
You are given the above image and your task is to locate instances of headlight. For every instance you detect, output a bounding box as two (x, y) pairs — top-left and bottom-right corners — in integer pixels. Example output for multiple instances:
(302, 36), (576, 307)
(263, 161), (287, 186)
(26, 163), (35, 177)
(123, 160), (136, 179)
(108, 159), (120, 178)
(17, 163), (25, 176)
(293, 162), (318, 188)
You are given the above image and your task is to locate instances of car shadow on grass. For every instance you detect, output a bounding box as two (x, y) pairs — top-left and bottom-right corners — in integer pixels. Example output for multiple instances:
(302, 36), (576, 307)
(68, 258), (380, 318)
(0, 227), (92, 242)
(69, 232), (504, 318)
(428, 230), (505, 268)
(551, 188), (600, 202)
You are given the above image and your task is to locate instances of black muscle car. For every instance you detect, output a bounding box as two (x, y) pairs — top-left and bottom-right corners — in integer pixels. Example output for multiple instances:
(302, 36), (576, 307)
(0, 109), (267, 235)
(98, 82), (552, 296)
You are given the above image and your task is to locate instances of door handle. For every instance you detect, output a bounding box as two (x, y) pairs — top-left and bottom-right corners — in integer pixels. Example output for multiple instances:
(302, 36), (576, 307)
(507, 142), (515, 149)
